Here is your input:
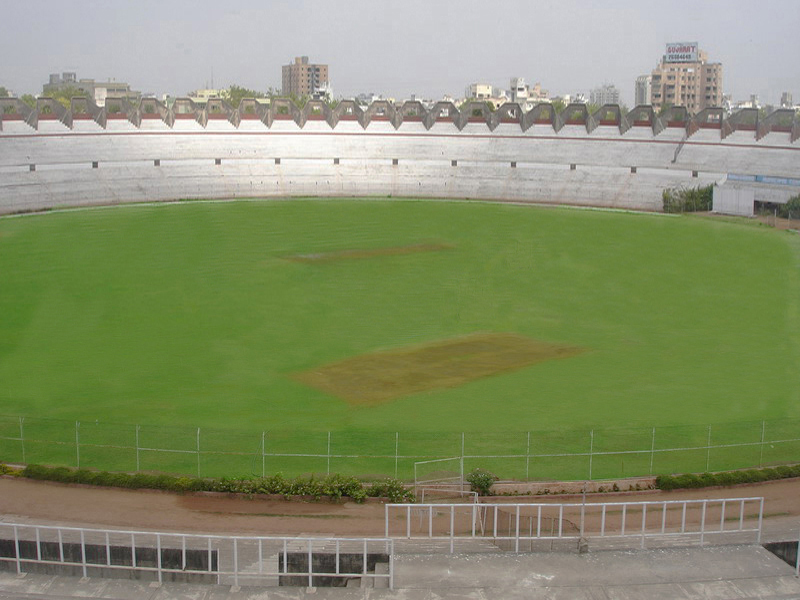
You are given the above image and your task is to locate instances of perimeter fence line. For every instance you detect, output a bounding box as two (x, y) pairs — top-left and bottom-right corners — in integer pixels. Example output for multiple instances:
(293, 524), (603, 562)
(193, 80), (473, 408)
(0, 414), (798, 481)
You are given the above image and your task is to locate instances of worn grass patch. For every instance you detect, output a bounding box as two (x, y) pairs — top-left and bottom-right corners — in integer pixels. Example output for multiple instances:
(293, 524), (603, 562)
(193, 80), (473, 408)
(284, 242), (453, 263)
(293, 333), (585, 405)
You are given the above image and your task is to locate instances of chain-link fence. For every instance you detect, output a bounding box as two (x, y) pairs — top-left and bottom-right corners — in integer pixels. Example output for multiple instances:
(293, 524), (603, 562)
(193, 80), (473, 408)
(0, 414), (798, 481)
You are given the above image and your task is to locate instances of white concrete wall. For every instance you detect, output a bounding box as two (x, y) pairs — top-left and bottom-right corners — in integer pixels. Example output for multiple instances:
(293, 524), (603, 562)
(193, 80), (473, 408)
(0, 122), (797, 215)
(713, 186), (755, 216)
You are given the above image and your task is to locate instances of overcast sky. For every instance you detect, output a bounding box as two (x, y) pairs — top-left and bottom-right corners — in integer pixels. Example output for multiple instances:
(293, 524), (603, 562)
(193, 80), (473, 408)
(1, 0), (798, 107)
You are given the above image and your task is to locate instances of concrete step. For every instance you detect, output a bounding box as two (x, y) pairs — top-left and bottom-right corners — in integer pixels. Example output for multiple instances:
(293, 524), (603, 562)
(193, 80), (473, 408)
(394, 538), (502, 554)
(373, 561), (390, 588)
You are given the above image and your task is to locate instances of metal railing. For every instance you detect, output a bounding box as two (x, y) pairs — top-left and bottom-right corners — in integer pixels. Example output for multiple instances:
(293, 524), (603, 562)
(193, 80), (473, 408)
(386, 497), (764, 554)
(0, 523), (393, 589)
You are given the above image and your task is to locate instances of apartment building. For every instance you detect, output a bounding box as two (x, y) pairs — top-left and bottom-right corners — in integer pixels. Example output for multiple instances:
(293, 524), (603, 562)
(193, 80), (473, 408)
(650, 43), (723, 114)
(281, 56), (329, 97)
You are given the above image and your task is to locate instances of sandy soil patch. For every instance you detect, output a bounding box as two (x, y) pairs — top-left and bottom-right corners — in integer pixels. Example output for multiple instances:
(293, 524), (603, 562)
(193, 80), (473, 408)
(294, 333), (586, 405)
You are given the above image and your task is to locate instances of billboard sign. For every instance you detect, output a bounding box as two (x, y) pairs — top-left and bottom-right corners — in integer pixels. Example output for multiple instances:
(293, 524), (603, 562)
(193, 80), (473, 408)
(665, 42), (698, 63)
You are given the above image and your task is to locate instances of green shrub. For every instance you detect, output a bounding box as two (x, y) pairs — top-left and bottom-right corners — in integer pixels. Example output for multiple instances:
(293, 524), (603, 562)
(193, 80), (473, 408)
(466, 468), (498, 496)
(662, 184), (713, 213)
(366, 478), (415, 503)
(0, 462), (21, 476)
(656, 464), (800, 490)
(777, 195), (800, 219)
(13, 463), (413, 503)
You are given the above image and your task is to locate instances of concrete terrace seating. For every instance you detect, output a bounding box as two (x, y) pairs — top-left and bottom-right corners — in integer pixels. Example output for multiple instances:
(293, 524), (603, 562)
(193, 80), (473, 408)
(0, 101), (797, 216)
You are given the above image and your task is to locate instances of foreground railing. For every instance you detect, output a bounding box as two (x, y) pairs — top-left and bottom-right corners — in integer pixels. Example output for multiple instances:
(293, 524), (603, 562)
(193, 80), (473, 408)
(386, 497), (764, 554)
(0, 523), (393, 589)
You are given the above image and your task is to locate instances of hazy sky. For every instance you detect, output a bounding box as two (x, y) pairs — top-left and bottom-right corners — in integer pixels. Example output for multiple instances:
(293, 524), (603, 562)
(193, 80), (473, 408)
(1, 0), (798, 106)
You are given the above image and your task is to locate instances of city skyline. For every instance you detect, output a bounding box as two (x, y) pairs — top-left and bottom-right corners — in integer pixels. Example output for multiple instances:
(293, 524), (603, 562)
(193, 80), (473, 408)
(1, 0), (798, 107)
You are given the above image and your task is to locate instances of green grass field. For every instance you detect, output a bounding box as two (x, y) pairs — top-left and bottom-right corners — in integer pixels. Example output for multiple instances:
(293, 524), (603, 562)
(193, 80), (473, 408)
(1, 199), (798, 480)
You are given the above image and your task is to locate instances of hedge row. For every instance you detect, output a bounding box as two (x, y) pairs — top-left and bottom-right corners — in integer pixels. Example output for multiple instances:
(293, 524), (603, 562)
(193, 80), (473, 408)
(9, 462), (798, 498)
(16, 464), (414, 503)
(656, 464), (800, 490)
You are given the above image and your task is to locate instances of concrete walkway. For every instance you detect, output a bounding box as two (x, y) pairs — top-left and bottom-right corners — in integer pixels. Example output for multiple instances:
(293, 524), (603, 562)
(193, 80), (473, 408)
(1, 544), (799, 599)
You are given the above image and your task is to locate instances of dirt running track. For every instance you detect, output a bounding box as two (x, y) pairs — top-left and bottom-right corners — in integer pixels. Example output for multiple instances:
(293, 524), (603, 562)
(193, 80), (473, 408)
(1, 477), (799, 538)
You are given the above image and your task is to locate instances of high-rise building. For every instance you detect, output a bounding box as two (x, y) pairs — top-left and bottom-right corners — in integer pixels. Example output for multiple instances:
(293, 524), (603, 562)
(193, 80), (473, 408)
(650, 43), (723, 114)
(281, 56), (329, 98)
(781, 92), (794, 108)
(589, 84), (620, 106)
(635, 75), (652, 106)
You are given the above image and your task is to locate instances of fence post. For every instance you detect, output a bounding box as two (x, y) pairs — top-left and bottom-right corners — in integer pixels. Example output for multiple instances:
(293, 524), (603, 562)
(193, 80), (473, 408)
(261, 432), (266, 477)
(706, 425), (712, 472)
(389, 540), (395, 590)
(307, 540), (313, 588)
(649, 427), (656, 475)
(19, 416), (25, 465)
(156, 533), (162, 583)
(135, 425), (140, 472)
(196, 428), (201, 478)
(327, 432), (331, 475)
(700, 500), (707, 546)
(526, 431), (531, 482)
(75, 421), (80, 468)
(234, 538), (239, 588)
(394, 432), (399, 478)
(76, 529), (87, 578)
(13, 525), (20, 574)
(461, 432), (466, 490)
(588, 430), (594, 480)
(450, 505), (455, 554)
(759, 420), (765, 467)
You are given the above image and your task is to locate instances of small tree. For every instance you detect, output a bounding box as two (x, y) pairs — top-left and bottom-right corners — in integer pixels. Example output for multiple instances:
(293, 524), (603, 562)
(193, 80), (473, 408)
(225, 84), (266, 110)
(286, 93), (309, 108)
(466, 468), (498, 496)
(45, 86), (91, 108)
(777, 195), (800, 220)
